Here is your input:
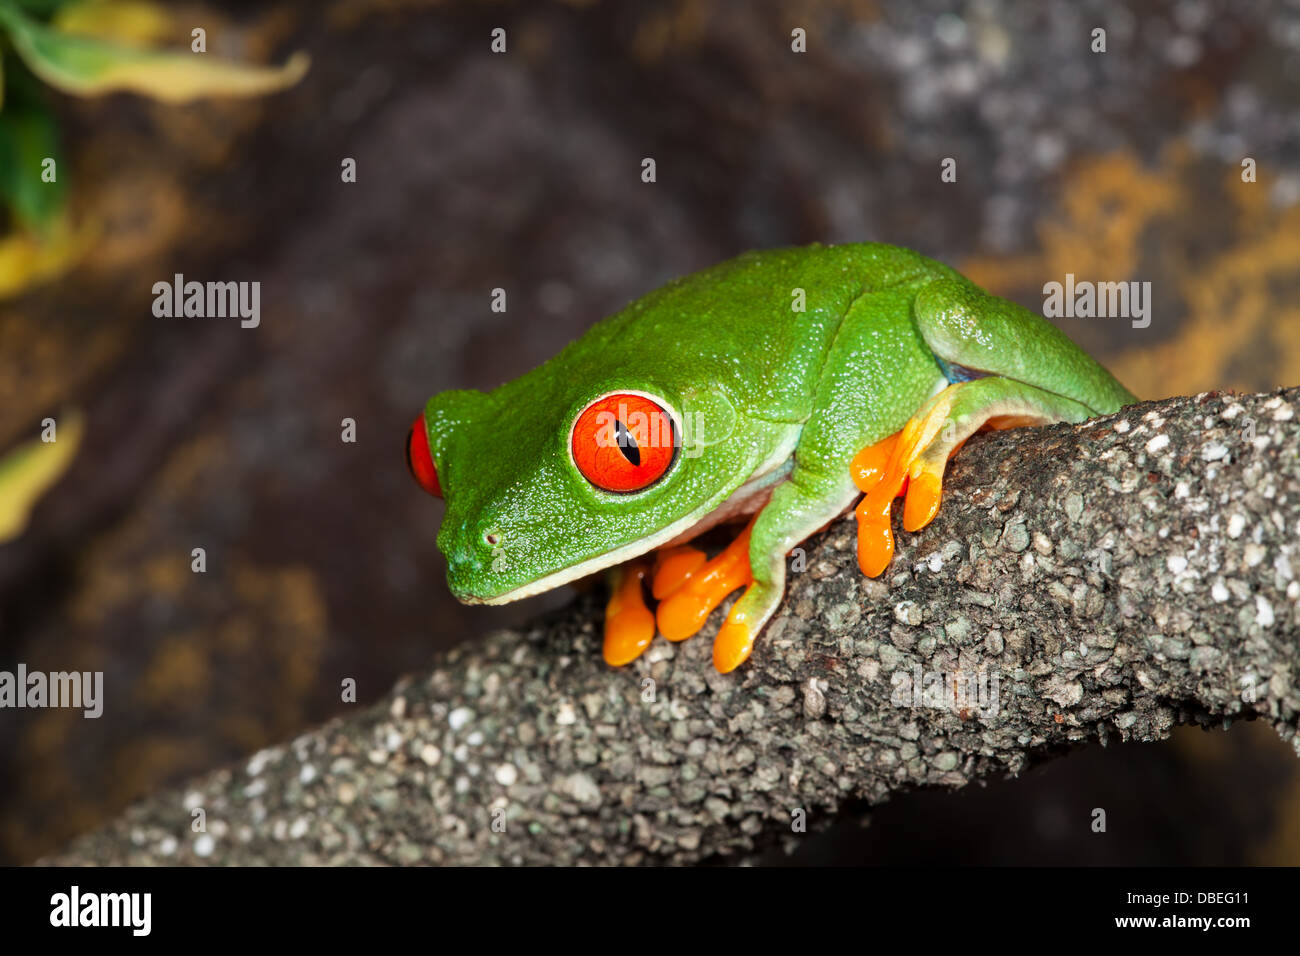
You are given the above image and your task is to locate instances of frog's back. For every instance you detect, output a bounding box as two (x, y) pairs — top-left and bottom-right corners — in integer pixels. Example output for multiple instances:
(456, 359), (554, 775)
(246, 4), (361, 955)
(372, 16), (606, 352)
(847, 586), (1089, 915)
(591, 243), (950, 418)
(487, 243), (953, 424)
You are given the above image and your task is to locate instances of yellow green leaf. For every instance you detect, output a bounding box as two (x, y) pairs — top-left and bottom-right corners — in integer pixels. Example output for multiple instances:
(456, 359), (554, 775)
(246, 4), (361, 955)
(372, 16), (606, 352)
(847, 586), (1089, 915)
(0, 215), (97, 299)
(52, 0), (173, 47)
(0, 4), (309, 102)
(0, 410), (84, 544)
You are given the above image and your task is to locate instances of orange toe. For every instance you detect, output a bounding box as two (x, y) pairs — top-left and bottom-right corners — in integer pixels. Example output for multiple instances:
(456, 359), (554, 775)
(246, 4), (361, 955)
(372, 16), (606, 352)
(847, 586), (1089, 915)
(651, 545), (707, 600)
(902, 468), (942, 533)
(603, 561), (655, 666)
(850, 432), (898, 492)
(855, 493), (896, 578)
(713, 614), (754, 673)
(656, 521), (754, 642)
(855, 435), (912, 577)
(852, 390), (978, 578)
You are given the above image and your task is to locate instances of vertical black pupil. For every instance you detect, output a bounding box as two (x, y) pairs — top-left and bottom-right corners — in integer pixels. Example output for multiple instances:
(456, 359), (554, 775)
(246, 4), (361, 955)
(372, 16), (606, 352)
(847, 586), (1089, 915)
(615, 420), (640, 466)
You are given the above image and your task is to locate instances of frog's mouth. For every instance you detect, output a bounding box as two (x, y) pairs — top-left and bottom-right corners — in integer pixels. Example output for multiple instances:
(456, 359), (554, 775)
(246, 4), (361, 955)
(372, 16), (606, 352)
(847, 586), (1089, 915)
(465, 507), (727, 605)
(464, 441), (798, 606)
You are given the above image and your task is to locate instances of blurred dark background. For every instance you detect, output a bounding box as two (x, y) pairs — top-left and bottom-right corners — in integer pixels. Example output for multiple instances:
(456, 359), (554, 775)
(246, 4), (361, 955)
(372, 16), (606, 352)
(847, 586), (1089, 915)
(1, 0), (1298, 865)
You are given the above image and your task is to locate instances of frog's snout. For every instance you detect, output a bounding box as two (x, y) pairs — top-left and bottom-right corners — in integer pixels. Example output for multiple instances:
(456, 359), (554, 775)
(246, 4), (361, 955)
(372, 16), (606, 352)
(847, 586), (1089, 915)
(444, 546), (481, 597)
(443, 526), (499, 602)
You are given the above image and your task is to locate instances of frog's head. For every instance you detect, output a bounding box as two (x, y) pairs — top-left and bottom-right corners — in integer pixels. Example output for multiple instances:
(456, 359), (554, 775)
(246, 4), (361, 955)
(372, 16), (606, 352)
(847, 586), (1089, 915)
(406, 374), (764, 605)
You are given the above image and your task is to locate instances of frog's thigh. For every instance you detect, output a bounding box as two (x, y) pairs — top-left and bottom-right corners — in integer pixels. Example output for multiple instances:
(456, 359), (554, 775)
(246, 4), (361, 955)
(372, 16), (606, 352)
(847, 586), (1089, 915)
(913, 277), (1134, 412)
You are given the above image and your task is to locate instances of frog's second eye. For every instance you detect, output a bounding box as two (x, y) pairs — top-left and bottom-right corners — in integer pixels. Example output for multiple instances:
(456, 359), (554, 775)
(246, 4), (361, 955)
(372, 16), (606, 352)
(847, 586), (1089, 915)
(406, 415), (442, 498)
(571, 393), (677, 493)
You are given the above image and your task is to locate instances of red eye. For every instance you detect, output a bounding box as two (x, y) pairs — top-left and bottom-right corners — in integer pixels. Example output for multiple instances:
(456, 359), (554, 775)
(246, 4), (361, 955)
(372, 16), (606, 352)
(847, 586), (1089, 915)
(571, 393), (677, 493)
(406, 415), (442, 497)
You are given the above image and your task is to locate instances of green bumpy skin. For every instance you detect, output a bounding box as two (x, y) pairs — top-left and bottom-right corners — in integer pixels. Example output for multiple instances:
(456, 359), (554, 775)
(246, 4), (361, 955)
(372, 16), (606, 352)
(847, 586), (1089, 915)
(417, 242), (1136, 666)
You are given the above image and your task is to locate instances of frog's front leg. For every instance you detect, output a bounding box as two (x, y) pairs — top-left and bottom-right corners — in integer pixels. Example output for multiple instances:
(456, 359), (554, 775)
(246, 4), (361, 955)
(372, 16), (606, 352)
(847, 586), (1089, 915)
(704, 285), (940, 671)
(711, 471), (860, 671)
(603, 534), (751, 666)
(654, 520), (754, 644)
(610, 478), (855, 672)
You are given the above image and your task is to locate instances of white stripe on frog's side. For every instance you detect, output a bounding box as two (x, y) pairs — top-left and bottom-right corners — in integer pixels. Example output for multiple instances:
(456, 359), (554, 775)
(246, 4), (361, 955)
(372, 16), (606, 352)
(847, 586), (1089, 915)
(658, 457), (791, 548)
(470, 426), (802, 605)
(927, 373), (952, 399)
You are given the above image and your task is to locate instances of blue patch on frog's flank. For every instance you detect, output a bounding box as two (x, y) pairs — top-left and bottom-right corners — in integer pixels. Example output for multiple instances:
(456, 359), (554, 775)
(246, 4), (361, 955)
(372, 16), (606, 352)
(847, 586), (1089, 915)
(936, 356), (989, 384)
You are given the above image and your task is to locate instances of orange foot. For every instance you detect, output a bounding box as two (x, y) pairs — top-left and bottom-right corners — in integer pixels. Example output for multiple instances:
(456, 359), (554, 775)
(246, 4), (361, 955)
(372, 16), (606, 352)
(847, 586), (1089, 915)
(601, 520), (756, 668)
(655, 518), (754, 641)
(853, 393), (966, 578)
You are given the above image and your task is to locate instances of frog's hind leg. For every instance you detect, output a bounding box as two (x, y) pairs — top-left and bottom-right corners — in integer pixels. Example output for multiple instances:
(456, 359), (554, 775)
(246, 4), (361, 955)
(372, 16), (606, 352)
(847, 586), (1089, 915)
(854, 378), (1095, 578)
(851, 275), (1139, 576)
(912, 277), (1137, 414)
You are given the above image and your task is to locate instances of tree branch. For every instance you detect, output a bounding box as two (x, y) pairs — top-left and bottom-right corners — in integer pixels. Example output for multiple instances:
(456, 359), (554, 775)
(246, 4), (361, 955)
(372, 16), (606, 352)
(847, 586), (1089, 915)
(43, 388), (1300, 865)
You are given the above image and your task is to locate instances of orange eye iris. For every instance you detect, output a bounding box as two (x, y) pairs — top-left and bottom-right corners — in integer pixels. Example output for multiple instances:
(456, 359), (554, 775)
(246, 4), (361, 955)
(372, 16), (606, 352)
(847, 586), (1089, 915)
(571, 393), (677, 493)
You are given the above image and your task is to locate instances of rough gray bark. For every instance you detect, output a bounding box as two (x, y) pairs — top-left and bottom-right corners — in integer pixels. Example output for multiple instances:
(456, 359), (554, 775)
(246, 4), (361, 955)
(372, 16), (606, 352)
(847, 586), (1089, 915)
(42, 388), (1300, 866)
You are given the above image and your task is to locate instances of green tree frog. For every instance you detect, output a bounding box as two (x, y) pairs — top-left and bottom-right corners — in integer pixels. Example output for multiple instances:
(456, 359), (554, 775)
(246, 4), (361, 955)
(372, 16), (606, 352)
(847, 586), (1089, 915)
(407, 243), (1136, 672)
